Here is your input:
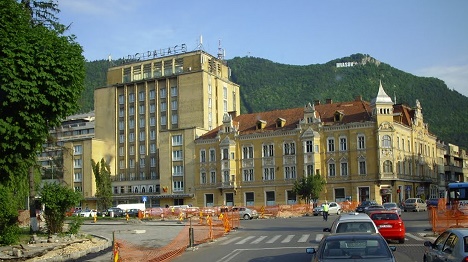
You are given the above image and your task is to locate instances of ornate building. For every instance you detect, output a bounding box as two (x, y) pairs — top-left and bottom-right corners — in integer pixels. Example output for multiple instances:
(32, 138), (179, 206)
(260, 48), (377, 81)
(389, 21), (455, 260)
(193, 82), (440, 207)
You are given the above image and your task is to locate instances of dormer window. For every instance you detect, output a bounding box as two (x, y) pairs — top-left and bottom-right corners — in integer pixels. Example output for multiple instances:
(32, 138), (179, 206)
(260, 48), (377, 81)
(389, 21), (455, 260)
(334, 111), (344, 122)
(276, 118), (286, 128)
(256, 120), (267, 130)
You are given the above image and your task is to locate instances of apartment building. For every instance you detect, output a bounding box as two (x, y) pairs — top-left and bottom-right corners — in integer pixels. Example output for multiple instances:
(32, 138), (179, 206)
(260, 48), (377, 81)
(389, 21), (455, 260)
(193, 82), (441, 207)
(94, 49), (240, 207)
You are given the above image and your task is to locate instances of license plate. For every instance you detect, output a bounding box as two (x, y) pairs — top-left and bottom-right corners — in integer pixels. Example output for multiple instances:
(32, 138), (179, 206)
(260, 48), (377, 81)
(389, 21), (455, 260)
(379, 224), (393, 228)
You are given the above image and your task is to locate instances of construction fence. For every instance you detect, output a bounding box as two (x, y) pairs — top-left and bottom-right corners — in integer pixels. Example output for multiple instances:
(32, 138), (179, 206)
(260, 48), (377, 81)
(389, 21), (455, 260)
(428, 199), (468, 234)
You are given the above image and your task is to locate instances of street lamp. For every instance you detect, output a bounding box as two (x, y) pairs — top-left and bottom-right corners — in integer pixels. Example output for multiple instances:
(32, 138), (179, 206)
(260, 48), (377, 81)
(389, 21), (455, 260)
(49, 157), (54, 180)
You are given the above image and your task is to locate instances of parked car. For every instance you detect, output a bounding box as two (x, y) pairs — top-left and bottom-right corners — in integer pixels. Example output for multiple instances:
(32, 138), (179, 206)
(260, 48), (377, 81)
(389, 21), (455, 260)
(232, 207), (258, 220)
(403, 198), (427, 212)
(323, 212), (379, 233)
(355, 200), (378, 213)
(104, 207), (125, 217)
(383, 202), (402, 216)
(306, 232), (397, 261)
(126, 209), (140, 217)
(79, 209), (97, 217)
(365, 205), (386, 215)
(423, 228), (468, 262)
(313, 202), (342, 216)
(426, 198), (440, 208)
(368, 210), (406, 244)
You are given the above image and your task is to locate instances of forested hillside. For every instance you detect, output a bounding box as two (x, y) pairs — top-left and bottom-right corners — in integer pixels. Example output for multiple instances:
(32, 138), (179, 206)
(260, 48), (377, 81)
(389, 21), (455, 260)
(80, 54), (468, 148)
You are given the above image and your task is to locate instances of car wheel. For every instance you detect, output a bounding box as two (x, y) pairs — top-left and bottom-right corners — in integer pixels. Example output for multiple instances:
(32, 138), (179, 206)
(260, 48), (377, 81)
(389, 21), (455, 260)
(313, 214), (318, 216)
(243, 214), (250, 220)
(398, 238), (405, 244)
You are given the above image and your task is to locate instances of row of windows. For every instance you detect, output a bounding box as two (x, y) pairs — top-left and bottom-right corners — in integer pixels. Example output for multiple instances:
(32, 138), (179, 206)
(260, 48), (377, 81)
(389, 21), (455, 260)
(116, 172), (158, 181)
(119, 158), (158, 169)
(118, 87), (178, 105)
(204, 191), (296, 207)
(113, 185), (160, 194)
(119, 100), (178, 117)
(327, 135), (366, 152)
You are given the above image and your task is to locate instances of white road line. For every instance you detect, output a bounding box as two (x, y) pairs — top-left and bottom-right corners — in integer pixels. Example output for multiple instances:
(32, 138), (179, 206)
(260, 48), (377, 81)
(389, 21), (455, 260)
(406, 233), (425, 241)
(220, 236), (242, 245)
(236, 236), (256, 244)
(298, 234), (310, 242)
(266, 235), (282, 243)
(281, 235), (295, 243)
(315, 233), (325, 242)
(250, 236), (268, 244)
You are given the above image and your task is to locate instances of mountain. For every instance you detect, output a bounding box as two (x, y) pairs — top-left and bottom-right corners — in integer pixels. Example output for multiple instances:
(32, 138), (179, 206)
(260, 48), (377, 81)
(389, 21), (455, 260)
(80, 53), (468, 148)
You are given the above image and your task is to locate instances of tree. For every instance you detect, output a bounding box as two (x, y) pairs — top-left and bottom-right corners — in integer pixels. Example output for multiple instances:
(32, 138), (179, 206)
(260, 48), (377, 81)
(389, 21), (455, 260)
(40, 182), (82, 234)
(0, 185), (20, 245)
(293, 173), (326, 206)
(92, 158), (113, 211)
(0, 0), (85, 183)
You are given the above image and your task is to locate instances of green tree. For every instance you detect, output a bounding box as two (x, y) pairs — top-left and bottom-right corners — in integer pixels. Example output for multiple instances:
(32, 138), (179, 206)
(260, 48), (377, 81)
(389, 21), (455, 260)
(0, 0), (85, 183)
(39, 182), (82, 234)
(293, 173), (326, 206)
(0, 185), (20, 245)
(92, 158), (113, 211)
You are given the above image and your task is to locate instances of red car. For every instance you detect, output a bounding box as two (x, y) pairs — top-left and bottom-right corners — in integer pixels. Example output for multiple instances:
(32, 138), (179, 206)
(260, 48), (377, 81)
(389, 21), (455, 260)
(369, 210), (406, 244)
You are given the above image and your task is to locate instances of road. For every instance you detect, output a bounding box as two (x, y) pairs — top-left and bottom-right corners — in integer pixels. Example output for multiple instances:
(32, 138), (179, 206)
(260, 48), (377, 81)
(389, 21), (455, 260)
(171, 211), (435, 262)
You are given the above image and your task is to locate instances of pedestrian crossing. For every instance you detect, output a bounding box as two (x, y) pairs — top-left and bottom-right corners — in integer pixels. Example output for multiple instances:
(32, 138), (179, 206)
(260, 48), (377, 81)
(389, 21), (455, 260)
(218, 232), (435, 246)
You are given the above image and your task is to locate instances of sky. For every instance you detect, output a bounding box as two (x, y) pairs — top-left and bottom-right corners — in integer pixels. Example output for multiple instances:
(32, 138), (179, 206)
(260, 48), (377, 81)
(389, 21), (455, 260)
(57, 0), (468, 97)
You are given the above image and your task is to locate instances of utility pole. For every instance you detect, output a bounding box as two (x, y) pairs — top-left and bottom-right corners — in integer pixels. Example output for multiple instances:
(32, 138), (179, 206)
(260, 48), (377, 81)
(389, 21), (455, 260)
(29, 166), (38, 232)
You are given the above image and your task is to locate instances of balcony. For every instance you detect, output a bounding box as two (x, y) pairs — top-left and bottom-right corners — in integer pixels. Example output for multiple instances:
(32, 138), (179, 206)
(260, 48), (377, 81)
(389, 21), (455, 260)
(217, 181), (236, 189)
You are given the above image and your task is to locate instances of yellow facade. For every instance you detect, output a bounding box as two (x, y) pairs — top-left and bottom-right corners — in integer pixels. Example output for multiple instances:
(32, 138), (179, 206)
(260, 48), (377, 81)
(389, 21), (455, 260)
(194, 83), (440, 207)
(94, 50), (240, 207)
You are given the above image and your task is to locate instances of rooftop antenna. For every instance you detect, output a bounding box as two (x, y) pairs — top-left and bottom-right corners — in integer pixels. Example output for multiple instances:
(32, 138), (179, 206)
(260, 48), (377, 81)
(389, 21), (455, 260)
(217, 39), (225, 60)
(196, 35), (204, 51)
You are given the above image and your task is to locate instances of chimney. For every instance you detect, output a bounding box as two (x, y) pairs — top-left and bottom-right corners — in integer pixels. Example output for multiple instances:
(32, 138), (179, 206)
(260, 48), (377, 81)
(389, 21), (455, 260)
(314, 100), (321, 105)
(355, 95), (362, 101)
(326, 98), (332, 104)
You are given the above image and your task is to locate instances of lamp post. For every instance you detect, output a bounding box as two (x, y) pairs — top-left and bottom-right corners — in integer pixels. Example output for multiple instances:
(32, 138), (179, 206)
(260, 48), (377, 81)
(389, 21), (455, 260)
(49, 157), (54, 180)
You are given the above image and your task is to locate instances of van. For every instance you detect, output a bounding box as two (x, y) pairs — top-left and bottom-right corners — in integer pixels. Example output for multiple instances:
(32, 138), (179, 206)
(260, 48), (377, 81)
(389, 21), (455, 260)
(323, 212), (379, 233)
(116, 203), (146, 212)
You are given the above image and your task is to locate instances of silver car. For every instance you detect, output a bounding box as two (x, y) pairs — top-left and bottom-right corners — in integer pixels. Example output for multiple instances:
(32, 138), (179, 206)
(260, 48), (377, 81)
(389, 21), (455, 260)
(424, 228), (468, 262)
(383, 202), (401, 216)
(313, 202), (342, 216)
(306, 232), (396, 261)
(232, 207), (258, 220)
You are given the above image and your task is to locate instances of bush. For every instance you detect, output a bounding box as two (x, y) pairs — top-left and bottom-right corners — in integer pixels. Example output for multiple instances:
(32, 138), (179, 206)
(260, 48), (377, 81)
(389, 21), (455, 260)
(67, 216), (83, 235)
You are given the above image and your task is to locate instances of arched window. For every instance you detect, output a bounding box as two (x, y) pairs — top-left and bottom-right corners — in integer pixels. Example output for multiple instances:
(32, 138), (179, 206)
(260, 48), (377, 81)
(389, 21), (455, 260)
(383, 160), (393, 173)
(382, 135), (391, 148)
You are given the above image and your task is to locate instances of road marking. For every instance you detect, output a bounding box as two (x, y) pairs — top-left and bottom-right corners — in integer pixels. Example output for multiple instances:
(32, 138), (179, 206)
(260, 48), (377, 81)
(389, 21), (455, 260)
(315, 233), (324, 242)
(298, 234), (310, 242)
(250, 236), (267, 244)
(266, 235), (281, 243)
(406, 233), (425, 241)
(236, 236), (256, 244)
(220, 236), (242, 245)
(281, 235), (295, 243)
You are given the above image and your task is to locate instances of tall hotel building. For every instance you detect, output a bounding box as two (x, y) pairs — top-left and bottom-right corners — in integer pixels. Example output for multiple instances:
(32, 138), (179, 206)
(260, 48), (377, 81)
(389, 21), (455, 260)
(94, 48), (240, 207)
(193, 82), (442, 207)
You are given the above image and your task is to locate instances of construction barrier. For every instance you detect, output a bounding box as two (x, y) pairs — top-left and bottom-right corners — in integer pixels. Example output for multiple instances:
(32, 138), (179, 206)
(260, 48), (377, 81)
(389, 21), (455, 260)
(428, 199), (468, 234)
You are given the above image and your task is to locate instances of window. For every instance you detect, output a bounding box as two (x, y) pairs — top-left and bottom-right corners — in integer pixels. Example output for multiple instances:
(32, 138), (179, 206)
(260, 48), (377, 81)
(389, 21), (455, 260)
(119, 146), (124, 156)
(149, 116), (156, 126)
(245, 192), (254, 206)
(266, 191), (276, 206)
(173, 165), (183, 176)
(129, 118), (135, 129)
(74, 159), (82, 168)
(129, 106), (135, 116)
(161, 115), (167, 125)
(139, 105), (145, 114)
(150, 130), (156, 140)
(160, 88), (166, 98)
(129, 93), (135, 103)
(119, 160), (125, 169)
(263, 144), (274, 157)
(173, 181), (183, 192)
(200, 150), (206, 163)
(172, 150), (183, 161)
(382, 135), (392, 148)
(150, 143), (156, 153)
(284, 142), (296, 155)
(74, 173), (82, 182)
(118, 94), (125, 104)
(150, 157), (156, 167)
(139, 117), (145, 128)
(171, 114), (178, 124)
(306, 164), (314, 176)
(222, 148), (229, 160)
(171, 86), (177, 96)
(149, 89), (155, 100)
(358, 135), (365, 149)
(119, 108), (124, 117)
(384, 160), (393, 173)
(149, 103), (155, 113)
(223, 171), (230, 183)
(139, 145), (146, 154)
(118, 121), (124, 131)
(171, 100), (178, 110)
(328, 163), (336, 177)
(161, 101), (167, 111)
(243, 169), (254, 181)
(327, 138), (335, 152)
(129, 159), (135, 168)
(285, 166), (296, 179)
(341, 162), (348, 176)
(172, 135), (182, 146)
(210, 171), (216, 183)
(223, 86), (228, 99)
(243, 146), (253, 159)
(263, 167), (275, 180)
(73, 145), (82, 155)
(305, 140), (313, 153)
(119, 134), (125, 143)
(139, 131), (145, 141)
(359, 159), (367, 175)
(209, 149), (216, 162)
(339, 137), (347, 151)
(201, 172), (207, 184)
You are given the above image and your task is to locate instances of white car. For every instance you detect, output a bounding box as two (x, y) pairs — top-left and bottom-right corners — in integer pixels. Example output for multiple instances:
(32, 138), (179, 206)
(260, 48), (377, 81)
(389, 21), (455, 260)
(79, 209), (97, 217)
(313, 202), (342, 216)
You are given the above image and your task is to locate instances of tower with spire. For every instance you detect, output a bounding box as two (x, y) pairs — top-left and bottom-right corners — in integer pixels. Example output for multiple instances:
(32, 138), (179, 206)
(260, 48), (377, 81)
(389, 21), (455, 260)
(371, 80), (394, 125)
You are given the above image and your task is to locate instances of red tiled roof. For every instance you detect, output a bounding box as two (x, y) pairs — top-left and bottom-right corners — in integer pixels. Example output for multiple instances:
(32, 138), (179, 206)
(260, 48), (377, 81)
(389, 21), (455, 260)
(198, 99), (375, 140)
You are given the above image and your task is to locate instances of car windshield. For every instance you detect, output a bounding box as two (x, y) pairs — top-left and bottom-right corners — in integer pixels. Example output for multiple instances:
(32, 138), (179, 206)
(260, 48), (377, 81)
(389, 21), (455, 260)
(370, 213), (399, 220)
(336, 222), (376, 233)
(383, 203), (397, 208)
(323, 238), (391, 259)
(406, 199), (416, 203)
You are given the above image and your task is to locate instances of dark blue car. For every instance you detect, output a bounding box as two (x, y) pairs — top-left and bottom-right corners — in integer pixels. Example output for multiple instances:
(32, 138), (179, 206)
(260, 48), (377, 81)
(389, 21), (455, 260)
(426, 198), (439, 208)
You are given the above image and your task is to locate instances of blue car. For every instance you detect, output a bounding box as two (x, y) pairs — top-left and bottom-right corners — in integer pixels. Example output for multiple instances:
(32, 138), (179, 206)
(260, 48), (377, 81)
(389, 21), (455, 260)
(426, 198), (439, 208)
